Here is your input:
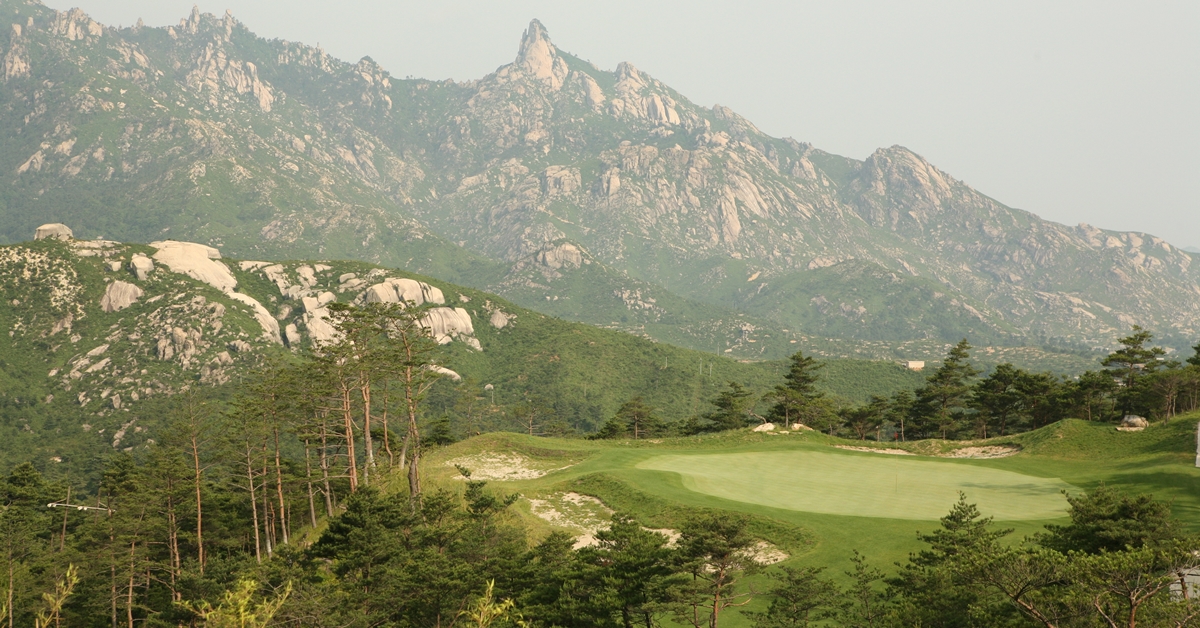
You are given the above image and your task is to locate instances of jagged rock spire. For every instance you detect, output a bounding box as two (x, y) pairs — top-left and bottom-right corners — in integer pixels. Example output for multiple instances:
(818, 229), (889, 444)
(516, 19), (558, 81)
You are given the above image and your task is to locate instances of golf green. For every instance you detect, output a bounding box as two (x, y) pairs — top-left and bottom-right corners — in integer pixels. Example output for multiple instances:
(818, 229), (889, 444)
(637, 450), (1074, 521)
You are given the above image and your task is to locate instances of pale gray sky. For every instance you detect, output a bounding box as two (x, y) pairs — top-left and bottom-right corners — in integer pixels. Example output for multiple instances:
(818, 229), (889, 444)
(62, 1), (1200, 248)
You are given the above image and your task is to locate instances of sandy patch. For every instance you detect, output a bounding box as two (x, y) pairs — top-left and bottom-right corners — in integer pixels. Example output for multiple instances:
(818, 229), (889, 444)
(943, 445), (1021, 459)
(445, 452), (572, 481)
(528, 493), (687, 550)
(741, 540), (789, 565)
(836, 445), (915, 456)
(528, 492), (615, 549)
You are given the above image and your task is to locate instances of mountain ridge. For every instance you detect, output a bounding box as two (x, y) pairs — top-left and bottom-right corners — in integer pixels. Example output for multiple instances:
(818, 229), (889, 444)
(1, 3), (1196, 354)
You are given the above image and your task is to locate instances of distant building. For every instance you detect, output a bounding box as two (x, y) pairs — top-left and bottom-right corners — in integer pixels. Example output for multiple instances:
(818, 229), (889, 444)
(900, 360), (925, 371)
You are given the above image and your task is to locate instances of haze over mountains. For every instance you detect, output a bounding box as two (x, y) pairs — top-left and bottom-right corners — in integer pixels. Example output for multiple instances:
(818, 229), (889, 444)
(2, 2), (1197, 355)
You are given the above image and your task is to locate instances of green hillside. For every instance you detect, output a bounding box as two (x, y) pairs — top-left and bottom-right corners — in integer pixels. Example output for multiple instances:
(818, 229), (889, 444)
(0, 237), (925, 478)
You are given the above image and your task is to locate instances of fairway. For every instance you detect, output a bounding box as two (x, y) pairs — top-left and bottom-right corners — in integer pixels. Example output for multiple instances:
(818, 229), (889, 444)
(637, 450), (1074, 521)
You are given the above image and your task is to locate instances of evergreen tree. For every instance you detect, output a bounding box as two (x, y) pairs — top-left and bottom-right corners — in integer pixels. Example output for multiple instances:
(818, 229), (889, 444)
(596, 397), (665, 440)
(686, 383), (755, 434)
(1102, 326), (1166, 416)
(971, 363), (1024, 437)
(1038, 485), (1179, 554)
(768, 351), (825, 429)
(887, 494), (1016, 628)
(830, 552), (890, 628)
(1068, 370), (1118, 421)
(912, 340), (980, 439)
(1016, 370), (1065, 429)
(675, 513), (759, 628)
(581, 514), (680, 628)
(750, 566), (835, 628)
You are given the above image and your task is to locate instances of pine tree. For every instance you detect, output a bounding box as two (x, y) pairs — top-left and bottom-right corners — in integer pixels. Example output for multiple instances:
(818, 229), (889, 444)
(912, 340), (980, 439)
(768, 351), (825, 429)
(1102, 326), (1166, 417)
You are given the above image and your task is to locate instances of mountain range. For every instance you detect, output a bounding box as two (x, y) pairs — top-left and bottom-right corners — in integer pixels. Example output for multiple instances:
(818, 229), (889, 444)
(1, 2), (1196, 357)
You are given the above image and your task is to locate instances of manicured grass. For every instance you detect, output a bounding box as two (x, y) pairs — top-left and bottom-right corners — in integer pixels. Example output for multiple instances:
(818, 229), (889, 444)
(636, 450), (1073, 521)
(420, 415), (1200, 582)
(411, 415), (1200, 627)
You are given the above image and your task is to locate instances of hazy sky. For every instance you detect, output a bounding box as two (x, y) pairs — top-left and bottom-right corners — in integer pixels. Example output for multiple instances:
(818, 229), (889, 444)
(63, 1), (1200, 248)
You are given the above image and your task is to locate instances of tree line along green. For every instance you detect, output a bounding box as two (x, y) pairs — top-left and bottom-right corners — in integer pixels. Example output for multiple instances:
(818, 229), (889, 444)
(592, 326), (1200, 442)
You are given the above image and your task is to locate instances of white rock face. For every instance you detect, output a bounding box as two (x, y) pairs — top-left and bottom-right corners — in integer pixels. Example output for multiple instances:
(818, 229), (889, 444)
(515, 19), (567, 89)
(35, 223), (74, 240)
(422, 307), (474, 344)
(226, 292), (282, 344)
(489, 309), (511, 329)
(129, 254), (154, 280)
(150, 241), (237, 293)
(536, 242), (583, 270)
(148, 241), (280, 344)
(303, 308), (339, 346)
(362, 277), (445, 306)
(100, 281), (143, 312)
(296, 265), (316, 287)
(228, 339), (252, 353)
(427, 365), (462, 382)
(284, 323), (301, 346)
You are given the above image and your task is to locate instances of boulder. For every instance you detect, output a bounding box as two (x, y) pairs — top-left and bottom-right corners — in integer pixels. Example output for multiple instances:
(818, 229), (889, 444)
(421, 307), (474, 344)
(1121, 415), (1149, 428)
(149, 241), (237, 293)
(303, 308), (338, 346)
(752, 423), (776, 432)
(100, 281), (144, 312)
(427, 365), (463, 382)
(129, 254), (154, 280)
(489, 309), (511, 329)
(362, 277), (445, 306)
(228, 340), (252, 353)
(34, 223), (73, 240)
(284, 323), (301, 346)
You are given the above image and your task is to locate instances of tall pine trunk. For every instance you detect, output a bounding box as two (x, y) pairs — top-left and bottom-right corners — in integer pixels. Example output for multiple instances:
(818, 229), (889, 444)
(341, 385), (358, 492)
(188, 433), (205, 573)
(245, 445), (262, 563)
(304, 439), (318, 528)
(319, 424), (334, 517)
(273, 428), (289, 546)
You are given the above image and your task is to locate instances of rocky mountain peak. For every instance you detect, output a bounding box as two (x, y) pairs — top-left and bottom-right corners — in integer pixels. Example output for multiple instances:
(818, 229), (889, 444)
(515, 19), (566, 88)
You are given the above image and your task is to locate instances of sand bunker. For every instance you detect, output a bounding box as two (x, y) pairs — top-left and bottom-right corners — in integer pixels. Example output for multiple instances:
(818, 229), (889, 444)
(742, 541), (788, 565)
(836, 446), (915, 455)
(527, 493), (690, 551)
(528, 492), (615, 549)
(445, 452), (572, 481)
(943, 445), (1021, 459)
